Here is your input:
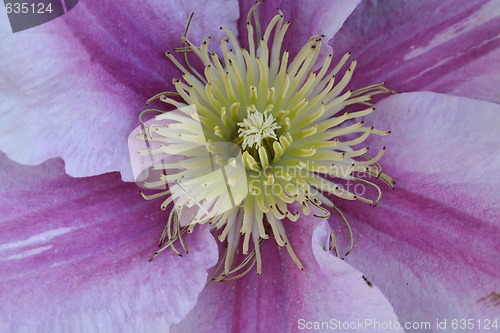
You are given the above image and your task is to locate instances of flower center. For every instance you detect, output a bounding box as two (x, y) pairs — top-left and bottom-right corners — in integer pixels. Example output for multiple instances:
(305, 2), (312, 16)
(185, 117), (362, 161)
(235, 106), (281, 165)
(238, 107), (280, 150)
(135, 2), (395, 281)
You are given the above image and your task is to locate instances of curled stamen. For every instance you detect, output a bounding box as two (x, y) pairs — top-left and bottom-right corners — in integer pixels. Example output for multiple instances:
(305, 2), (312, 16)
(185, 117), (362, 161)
(138, 109), (165, 133)
(176, 13), (207, 84)
(176, 213), (189, 254)
(159, 209), (175, 246)
(351, 177), (383, 207)
(361, 154), (384, 177)
(150, 225), (191, 261)
(145, 92), (181, 106)
(211, 238), (264, 281)
(215, 259), (256, 282)
(332, 205), (354, 257)
(329, 225), (340, 257)
(309, 198), (331, 218)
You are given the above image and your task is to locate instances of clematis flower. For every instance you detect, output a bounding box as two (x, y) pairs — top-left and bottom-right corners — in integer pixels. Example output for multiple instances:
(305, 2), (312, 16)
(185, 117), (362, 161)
(1, 1), (499, 332)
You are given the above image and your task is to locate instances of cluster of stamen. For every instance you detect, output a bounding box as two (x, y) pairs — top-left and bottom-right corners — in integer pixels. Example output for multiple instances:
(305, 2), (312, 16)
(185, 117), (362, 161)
(136, 1), (395, 281)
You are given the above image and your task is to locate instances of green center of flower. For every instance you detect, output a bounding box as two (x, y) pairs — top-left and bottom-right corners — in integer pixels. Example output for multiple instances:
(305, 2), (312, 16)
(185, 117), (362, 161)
(136, 2), (395, 281)
(234, 106), (280, 164)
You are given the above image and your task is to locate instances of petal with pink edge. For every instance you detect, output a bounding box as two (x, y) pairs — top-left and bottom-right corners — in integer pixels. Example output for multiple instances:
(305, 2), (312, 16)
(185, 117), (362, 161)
(367, 92), (500, 221)
(0, 0), (239, 181)
(336, 92), (500, 331)
(0, 154), (218, 332)
(331, 0), (500, 103)
(171, 217), (401, 333)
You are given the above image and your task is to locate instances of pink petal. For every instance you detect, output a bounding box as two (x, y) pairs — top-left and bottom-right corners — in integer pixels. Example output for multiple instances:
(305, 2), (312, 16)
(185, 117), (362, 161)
(337, 92), (500, 329)
(331, 0), (500, 103)
(368, 92), (500, 221)
(238, 0), (361, 58)
(0, 1), (239, 180)
(0, 154), (218, 332)
(172, 217), (401, 333)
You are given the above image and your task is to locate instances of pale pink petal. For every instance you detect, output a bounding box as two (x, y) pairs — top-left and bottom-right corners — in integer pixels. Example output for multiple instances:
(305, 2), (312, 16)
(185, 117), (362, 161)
(368, 92), (500, 221)
(336, 92), (500, 331)
(0, 0), (239, 180)
(0, 154), (218, 332)
(172, 217), (401, 333)
(331, 0), (500, 103)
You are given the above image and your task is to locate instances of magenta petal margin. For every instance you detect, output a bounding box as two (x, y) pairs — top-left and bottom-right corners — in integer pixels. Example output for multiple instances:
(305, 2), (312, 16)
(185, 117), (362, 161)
(0, 155), (218, 332)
